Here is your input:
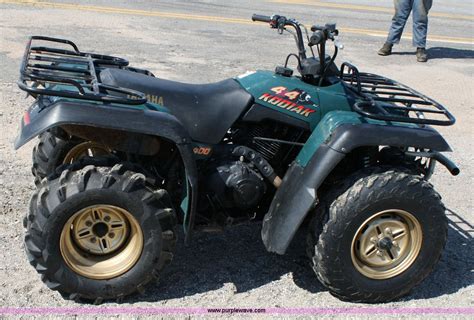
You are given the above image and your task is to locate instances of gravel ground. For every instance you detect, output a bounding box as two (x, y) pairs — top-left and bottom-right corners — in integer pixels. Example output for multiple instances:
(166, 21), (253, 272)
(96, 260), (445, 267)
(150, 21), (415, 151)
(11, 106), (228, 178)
(0, 0), (473, 318)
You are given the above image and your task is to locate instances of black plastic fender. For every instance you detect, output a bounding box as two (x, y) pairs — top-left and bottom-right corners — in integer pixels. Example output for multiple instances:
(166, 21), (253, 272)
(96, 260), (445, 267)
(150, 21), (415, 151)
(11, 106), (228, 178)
(261, 123), (454, 254)
(15, 99), (198, 241)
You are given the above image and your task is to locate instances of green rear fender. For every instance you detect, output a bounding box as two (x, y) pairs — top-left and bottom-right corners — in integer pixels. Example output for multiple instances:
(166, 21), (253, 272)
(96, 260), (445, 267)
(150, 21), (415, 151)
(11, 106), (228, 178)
(14, 97), (196, 241)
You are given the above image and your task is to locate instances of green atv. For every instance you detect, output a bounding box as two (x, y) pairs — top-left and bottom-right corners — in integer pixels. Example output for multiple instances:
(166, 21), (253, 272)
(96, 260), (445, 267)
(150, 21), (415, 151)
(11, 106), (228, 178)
(15, 14), (459, 303)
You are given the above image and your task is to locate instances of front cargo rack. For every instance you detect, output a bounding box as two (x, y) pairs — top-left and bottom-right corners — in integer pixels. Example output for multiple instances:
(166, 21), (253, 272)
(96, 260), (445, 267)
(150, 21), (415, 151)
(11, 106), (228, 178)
(340, 62), (455, 126)
(18, 36), (147, 105)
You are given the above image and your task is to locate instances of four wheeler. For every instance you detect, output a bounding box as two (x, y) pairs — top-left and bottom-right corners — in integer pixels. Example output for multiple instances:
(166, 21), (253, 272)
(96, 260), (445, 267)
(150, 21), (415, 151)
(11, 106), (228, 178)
(15, 14), (459, 303)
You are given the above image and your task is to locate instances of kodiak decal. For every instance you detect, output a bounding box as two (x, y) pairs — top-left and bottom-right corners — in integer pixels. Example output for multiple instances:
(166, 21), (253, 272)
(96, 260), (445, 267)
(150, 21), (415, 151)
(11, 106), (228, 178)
(258, 86), (318, 118)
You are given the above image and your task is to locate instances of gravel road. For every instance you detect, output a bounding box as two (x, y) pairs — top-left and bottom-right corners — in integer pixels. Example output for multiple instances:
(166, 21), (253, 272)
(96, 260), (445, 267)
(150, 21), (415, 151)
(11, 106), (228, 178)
(0, 0), (473, 318)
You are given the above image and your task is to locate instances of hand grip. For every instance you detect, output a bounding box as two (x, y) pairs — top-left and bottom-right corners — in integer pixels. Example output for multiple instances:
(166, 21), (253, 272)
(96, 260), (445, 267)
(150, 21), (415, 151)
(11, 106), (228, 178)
(252, 14), (272, 22)
(309, 30), (324, 46)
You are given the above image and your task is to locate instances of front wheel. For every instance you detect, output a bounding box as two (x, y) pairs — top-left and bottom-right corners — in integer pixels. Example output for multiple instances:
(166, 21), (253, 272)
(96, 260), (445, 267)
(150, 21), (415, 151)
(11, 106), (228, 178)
(24, 164), (177, 303)
(307, 168), (447, 303)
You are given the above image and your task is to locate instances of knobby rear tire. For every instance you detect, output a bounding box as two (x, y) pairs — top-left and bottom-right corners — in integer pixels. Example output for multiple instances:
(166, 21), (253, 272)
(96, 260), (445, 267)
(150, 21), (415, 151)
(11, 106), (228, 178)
(31, 132), (78, 185)
(24, 164), (177, 303)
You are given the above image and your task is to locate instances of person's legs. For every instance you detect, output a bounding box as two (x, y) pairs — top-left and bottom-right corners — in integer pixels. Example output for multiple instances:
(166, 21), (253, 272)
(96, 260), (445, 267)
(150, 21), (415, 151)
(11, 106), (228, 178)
(379, 0), (413, 56)
(386, 0), (414, 45)
(413, 0), (432, 62)
(412, 0), (432, 48)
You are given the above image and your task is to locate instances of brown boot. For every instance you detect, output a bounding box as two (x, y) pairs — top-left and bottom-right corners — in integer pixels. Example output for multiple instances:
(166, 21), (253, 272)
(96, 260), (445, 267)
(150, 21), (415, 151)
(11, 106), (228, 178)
(378, 43), (393, 56)
(416, 47), (428, 62)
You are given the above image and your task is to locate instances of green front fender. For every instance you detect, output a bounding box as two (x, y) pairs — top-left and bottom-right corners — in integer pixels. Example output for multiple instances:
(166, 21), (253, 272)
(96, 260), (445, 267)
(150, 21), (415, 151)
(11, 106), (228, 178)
(296, 110), (421, 166)
(262, 110), (452, 254)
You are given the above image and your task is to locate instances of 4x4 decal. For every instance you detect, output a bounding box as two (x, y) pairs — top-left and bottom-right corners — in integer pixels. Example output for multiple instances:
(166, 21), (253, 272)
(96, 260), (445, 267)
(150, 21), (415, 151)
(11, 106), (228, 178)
(258, 86), (317, 118)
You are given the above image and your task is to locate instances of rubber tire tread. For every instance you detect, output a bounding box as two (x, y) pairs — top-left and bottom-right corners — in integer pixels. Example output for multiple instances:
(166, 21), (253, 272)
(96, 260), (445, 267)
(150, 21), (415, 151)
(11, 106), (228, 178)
(24, 164), (177, 303)
(307, 167), (447, 303)
(31, 132), (77, 185)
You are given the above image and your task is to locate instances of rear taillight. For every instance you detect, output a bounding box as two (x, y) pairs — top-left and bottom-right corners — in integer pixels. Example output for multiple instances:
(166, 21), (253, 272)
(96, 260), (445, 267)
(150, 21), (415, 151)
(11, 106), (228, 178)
(23, 111), (30, 125)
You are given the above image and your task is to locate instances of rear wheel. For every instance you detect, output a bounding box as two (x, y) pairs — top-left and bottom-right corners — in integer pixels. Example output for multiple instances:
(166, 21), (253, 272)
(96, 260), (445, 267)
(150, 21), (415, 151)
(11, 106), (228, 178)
(32, 131), (109, 184)
(24, 164), (177, 302)
(307, 168), (447, 303)
(59, 204), (144, 280)
(62, 141), (110, 164)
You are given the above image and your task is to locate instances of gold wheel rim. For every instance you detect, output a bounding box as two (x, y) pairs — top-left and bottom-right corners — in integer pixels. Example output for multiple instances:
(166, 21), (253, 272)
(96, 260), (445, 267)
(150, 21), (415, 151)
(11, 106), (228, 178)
(60, 205), (143, 279)
(62, 141), (110, 164)
(351, 209), (423, 280)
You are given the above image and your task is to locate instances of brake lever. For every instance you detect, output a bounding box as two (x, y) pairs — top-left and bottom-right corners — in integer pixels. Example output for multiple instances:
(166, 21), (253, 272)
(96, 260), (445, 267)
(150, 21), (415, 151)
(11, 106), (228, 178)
(269, 15), (279, 28)
(277, 16), (287, 34)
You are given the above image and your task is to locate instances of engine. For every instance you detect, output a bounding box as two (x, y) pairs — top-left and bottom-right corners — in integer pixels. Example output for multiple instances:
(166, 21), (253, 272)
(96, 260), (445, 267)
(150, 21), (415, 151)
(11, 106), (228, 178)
(230, 122), (308, 176)
(197, 122), (308, 225)
(207, 161), (267, 210)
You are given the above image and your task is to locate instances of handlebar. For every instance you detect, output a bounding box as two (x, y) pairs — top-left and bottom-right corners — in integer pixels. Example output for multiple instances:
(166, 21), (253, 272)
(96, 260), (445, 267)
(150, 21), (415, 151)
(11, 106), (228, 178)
(252, 14), (272, 23)
(252, 13), (343, 80)
(252, 13), (307, 59)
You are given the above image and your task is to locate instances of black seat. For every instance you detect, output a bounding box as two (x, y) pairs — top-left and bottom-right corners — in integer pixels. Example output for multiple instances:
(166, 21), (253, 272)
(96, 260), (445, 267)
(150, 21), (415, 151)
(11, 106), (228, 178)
(100, 68), (253, 144)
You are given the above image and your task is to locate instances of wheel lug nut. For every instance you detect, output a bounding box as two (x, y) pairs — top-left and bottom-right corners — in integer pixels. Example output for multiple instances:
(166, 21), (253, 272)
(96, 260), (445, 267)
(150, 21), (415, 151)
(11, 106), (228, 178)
(376, 250), (383, 257)
(385, 228), (392, 235)
(90, 237), (96, 243)
(370, 237), (377, 243)
(85, 221), (92, 227)
(392, 241), (398, 247)
(109, 232), (115, 238)
(104, 216), (111, 222)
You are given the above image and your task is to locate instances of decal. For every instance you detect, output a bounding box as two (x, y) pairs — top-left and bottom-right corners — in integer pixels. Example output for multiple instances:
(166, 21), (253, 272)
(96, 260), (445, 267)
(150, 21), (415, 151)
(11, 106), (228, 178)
(258, 86), (319, 118)
(193, 146), (212, 156)
(258, 92), (316, 117)
(127, 94), (164, 106)
(271, 86), (318, 107)
(270, 86), (300, 100)
(146, 94), (164, 105)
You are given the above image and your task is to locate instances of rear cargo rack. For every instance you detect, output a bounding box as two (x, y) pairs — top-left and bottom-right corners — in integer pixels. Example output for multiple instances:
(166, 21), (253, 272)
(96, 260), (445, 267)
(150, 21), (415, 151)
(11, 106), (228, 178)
(340, 62), (455, 126)
(18, 36), (147, 105)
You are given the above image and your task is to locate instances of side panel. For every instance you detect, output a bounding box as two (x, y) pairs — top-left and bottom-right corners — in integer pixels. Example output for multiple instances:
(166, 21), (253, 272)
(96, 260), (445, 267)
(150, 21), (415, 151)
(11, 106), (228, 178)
(236, 71), (322, 128)
(242, 103), (310, 130)
(235, 70), (355, 130)
(262, 110), (452, 254)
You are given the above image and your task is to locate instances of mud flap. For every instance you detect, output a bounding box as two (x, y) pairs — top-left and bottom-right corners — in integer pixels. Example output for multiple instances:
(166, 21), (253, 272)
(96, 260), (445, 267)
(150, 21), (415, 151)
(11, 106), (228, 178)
(261, 145), (345, 254)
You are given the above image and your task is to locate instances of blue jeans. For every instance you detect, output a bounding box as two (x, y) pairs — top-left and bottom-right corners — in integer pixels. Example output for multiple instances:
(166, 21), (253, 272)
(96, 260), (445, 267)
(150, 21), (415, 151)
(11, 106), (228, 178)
(386, 0), (433, 48)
